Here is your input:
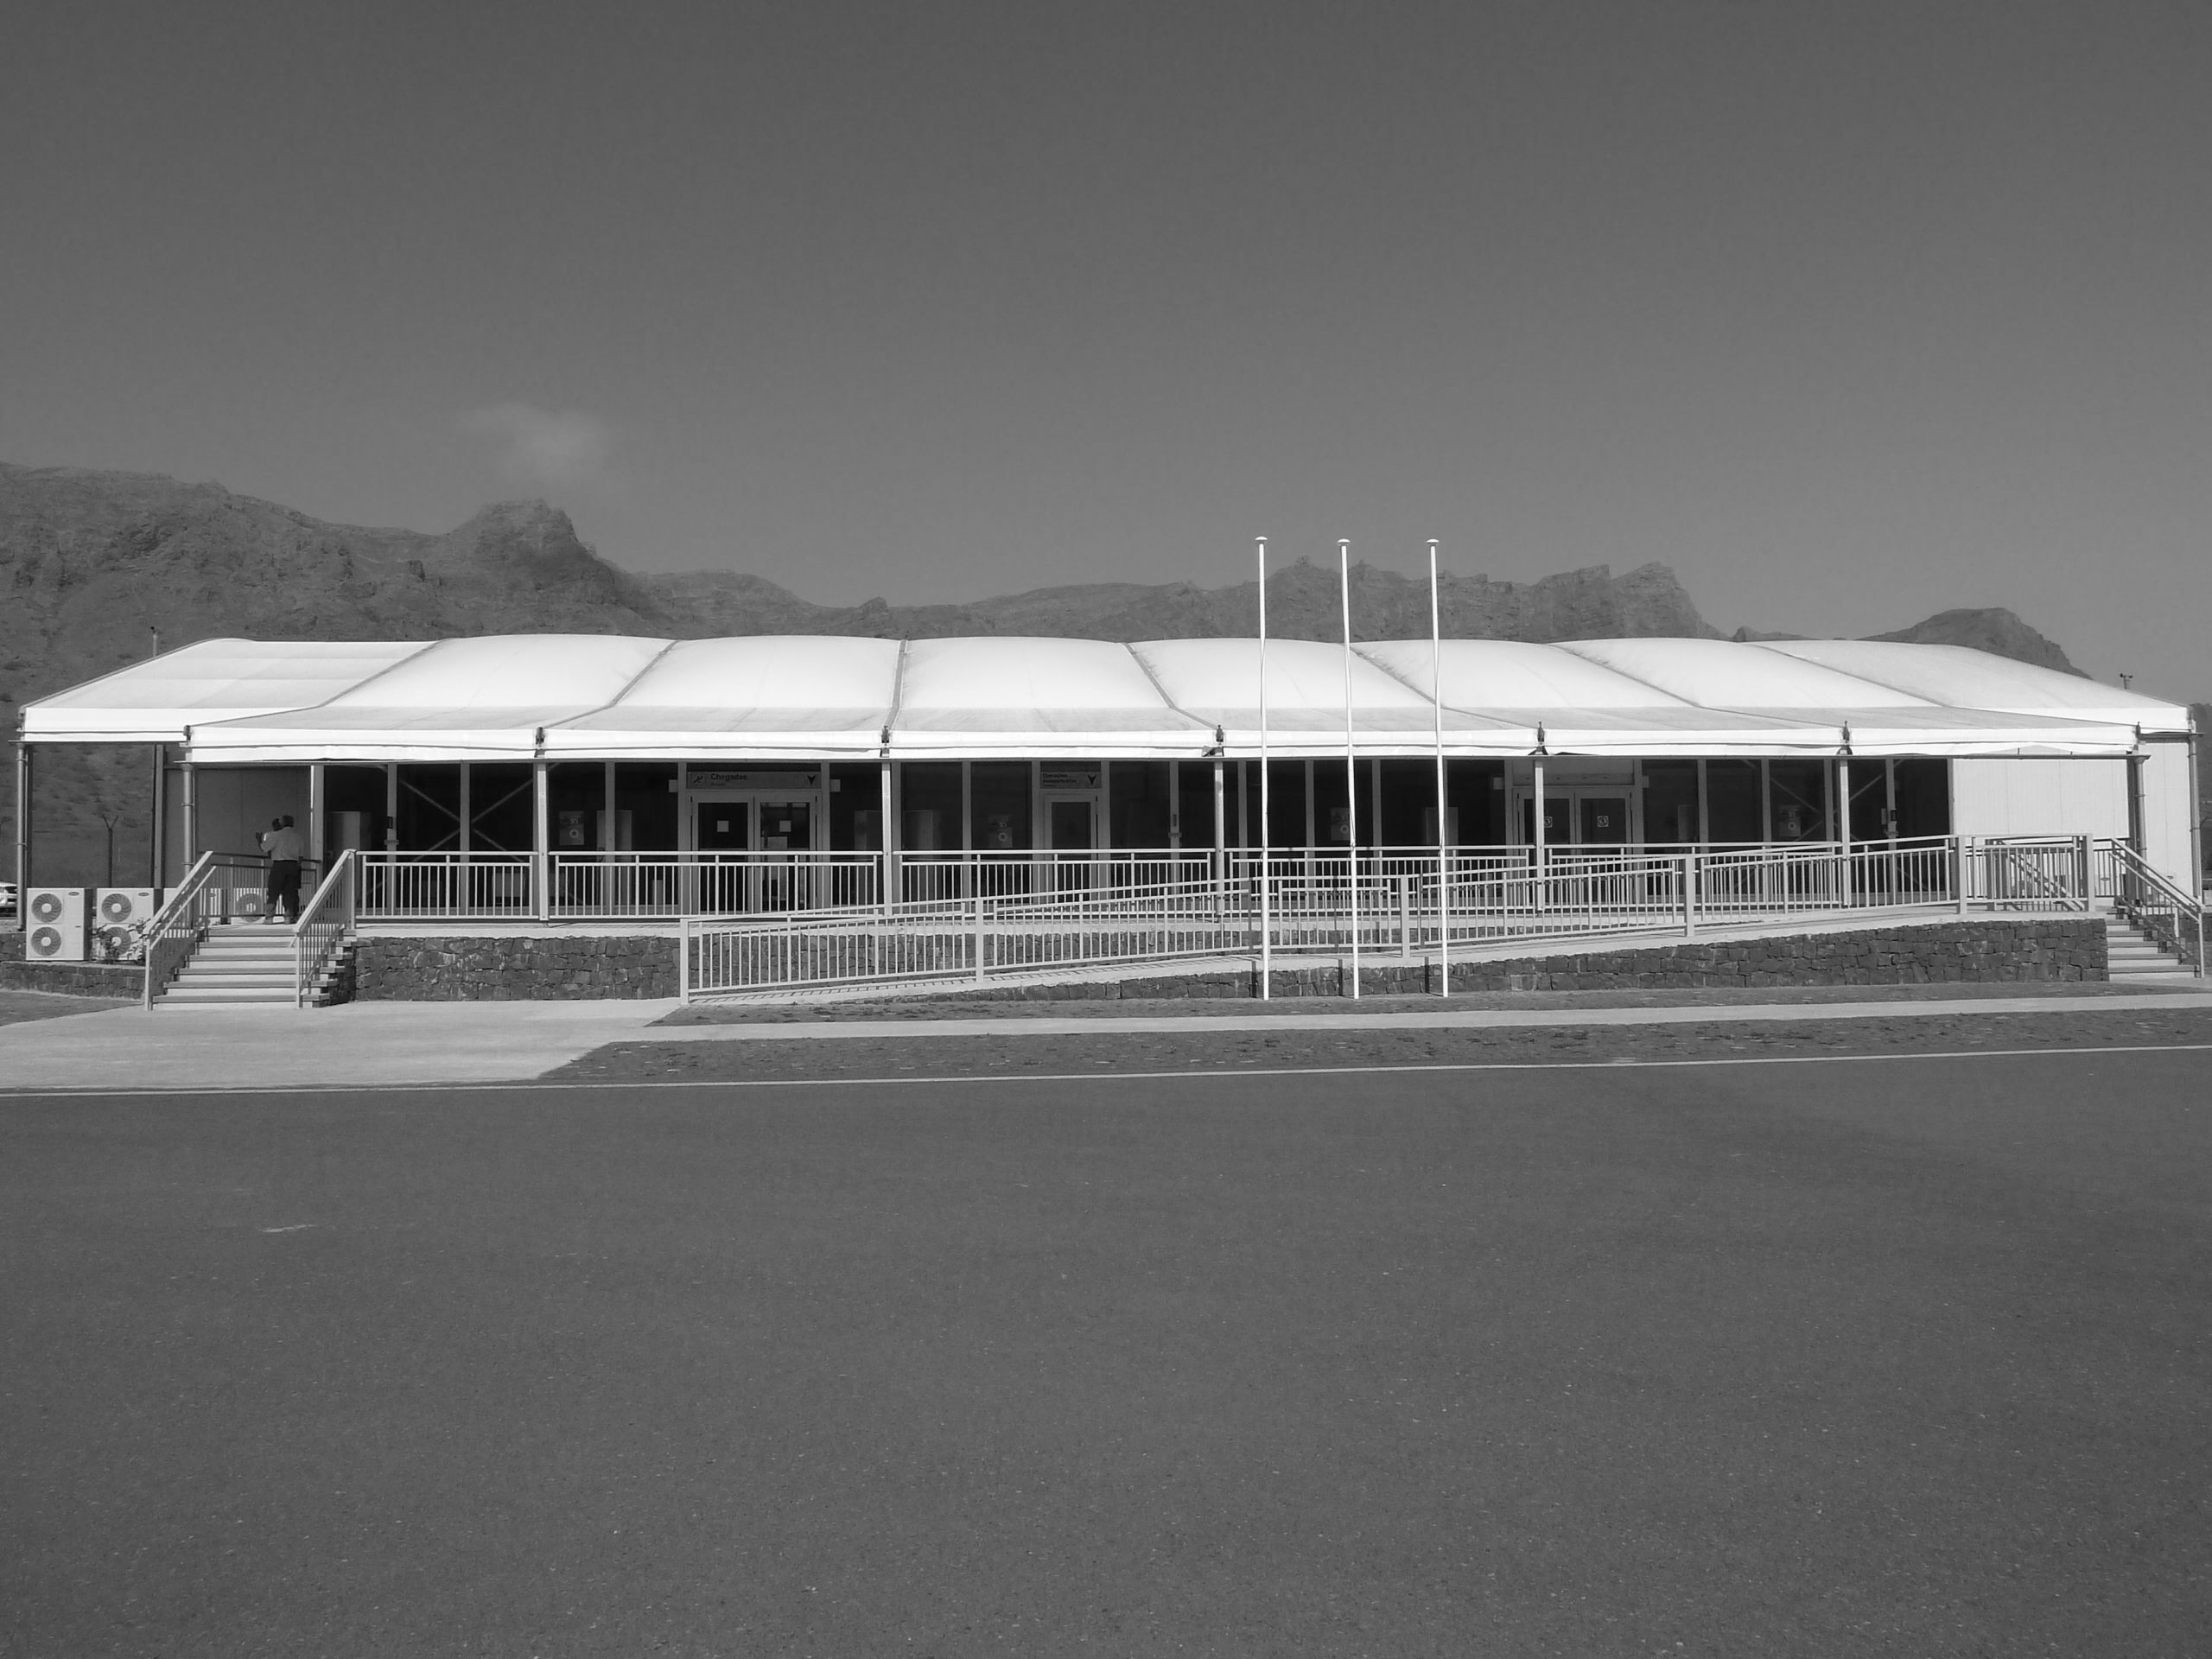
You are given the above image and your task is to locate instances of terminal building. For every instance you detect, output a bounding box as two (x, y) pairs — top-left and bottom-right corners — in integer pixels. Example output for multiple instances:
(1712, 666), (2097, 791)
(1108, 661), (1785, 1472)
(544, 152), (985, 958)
(13, 632), (2201, 1001)
(17, 632), (2198, 881)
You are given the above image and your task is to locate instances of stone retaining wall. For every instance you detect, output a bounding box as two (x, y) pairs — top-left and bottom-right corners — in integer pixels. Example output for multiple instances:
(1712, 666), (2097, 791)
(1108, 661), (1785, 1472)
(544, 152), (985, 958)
(0, 931), (144, 999)
(348, 917), (2102, 1002)
(355, 935), (678, 1001)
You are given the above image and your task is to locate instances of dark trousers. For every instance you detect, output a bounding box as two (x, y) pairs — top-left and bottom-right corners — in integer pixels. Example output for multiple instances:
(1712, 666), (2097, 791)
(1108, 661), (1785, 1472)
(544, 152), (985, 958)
(270, 860), (302, 923)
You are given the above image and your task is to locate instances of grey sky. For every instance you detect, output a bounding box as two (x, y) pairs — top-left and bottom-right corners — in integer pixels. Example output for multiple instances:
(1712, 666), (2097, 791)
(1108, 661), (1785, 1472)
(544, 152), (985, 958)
(3, 2), (2207, 698)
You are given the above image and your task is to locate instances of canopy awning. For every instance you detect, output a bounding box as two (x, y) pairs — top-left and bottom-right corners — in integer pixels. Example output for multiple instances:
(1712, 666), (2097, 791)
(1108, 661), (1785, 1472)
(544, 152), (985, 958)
(20, 632), (2180, 762)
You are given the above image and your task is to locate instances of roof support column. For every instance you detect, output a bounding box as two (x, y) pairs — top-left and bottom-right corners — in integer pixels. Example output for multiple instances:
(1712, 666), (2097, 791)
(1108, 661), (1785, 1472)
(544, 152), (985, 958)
(11, 739), (29, 929)
(880, 760), (895, 911)
(532, 760), (550, 922)
(150, 745), (167, 891)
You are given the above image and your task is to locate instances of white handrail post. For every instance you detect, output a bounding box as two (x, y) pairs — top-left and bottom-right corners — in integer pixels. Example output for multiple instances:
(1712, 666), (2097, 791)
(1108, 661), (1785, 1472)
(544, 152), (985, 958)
(973, 888), (986, 984)
(1682, 852), (1697, 938)
(679, 916), (692, 1004)
(1955, 836), (1969, 916)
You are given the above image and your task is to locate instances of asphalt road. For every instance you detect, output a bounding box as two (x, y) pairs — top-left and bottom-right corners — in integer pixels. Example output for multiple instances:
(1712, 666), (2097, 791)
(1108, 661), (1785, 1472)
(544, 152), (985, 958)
(7, 1051), (2210, 1656)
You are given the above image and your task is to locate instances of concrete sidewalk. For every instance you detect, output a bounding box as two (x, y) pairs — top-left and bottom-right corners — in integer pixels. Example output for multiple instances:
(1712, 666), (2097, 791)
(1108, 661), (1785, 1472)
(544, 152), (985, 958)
(4, 989), (2212, 1093)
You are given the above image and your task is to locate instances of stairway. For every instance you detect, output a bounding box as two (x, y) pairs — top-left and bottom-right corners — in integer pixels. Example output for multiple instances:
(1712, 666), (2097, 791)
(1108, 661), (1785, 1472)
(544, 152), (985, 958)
(160, 923), (302, 1006)
(2105, 914), (2199, 986)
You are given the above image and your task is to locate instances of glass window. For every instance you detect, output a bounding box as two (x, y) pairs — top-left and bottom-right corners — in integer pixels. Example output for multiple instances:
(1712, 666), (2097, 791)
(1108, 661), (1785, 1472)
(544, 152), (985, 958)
(970, 762), (1032, 851)
(899, 762), (963, 853)
(1265, 760), (1307, 849)
(1175, 761), (1218, 852)
(1767, 760), (1828, 842)
(1706, 760), (1762, 844)
(1894, 759), (1951, 840)
(1642, 760), (1700, 847)
(395, 764), (461, 851)
(467, 763), (535, 854)
(614, 762), (677, 851)
(1109, 761), (1171, 849)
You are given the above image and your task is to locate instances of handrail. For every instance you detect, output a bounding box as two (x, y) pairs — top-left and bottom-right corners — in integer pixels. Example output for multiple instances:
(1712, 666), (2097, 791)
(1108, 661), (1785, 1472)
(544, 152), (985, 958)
(142, 853), (217, 1008)
(294, 849), (358, 1007)
(2106, 841), (2206, 976)
(138, 851), (269, 1007)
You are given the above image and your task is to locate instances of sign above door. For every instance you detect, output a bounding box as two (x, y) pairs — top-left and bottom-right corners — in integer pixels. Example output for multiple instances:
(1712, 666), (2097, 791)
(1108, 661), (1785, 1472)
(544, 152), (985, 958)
(685, 768), (820, 790)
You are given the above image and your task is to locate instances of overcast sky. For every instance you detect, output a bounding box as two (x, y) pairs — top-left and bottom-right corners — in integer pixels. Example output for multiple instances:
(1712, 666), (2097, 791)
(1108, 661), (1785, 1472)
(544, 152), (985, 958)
(3, 2), (2207, 698)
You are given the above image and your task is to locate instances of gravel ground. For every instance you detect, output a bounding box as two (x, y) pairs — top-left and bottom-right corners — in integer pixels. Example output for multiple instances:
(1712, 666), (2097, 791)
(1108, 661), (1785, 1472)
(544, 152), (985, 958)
(556, 1005), (2212, 1085)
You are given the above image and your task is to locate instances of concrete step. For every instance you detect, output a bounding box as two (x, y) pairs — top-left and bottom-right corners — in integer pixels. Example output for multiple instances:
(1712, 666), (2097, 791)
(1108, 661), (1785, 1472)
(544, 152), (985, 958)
(174, 972), (296, 989)
(162, 987), (298, 1005)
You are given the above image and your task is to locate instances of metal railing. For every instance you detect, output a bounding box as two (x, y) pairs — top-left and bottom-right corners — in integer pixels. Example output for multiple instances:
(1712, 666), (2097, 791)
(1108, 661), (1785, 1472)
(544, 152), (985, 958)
(683, 834), (2112, 1000)
(293, 849), (357, 1006)
(2101, 841), (2206, 976)
(140, 852), (275, 1007)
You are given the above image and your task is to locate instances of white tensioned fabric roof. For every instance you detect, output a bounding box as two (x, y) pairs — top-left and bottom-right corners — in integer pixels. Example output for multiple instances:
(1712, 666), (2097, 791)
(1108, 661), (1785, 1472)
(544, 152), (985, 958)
(1554, 639), (2150, 757)
(19, 633), (2177, 760)
(22, 639), (436, 743)
(1356, 639), (1829, 756)
(544, 635), (901, 756)
(184, 634), (673, 760)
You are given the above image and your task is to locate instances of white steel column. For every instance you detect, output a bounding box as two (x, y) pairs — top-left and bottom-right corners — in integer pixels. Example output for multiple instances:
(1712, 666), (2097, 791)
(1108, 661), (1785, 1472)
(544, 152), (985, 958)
(1429, 538), (1449, 997)
(880, 758), (896, 906)
(1338, 539), (1360, 1000)
(150, 745), (167, 889)
(1212, 758), (1226, 874)
(12, 741), (29, 917)
(308, 762), (325, 878)
(386, 764), (399, 850)
(1256, 537), (1272, 1001)
(1167, 760), (1179, 852)
(531, 760), (550, 921)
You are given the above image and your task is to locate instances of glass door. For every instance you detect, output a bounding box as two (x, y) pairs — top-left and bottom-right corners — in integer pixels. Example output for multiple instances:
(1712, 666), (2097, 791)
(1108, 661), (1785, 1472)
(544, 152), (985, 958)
(695, 799), (751, 913)
(756, 798), (813, 910)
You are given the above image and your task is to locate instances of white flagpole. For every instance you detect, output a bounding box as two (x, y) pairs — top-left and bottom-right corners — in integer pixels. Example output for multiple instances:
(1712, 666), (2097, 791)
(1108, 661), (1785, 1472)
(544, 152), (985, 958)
(1430, 537), (1449, 998)
(1340, 538), (1359, 1000)
(1256, 537), (1271, 1001)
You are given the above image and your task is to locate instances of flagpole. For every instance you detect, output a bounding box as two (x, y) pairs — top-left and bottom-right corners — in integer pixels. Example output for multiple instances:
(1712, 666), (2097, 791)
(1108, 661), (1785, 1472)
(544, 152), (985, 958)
(1430, 538), (1449, 998)
(1340, 538), (1359, 1001)
(1256, 537), (1271, 1001)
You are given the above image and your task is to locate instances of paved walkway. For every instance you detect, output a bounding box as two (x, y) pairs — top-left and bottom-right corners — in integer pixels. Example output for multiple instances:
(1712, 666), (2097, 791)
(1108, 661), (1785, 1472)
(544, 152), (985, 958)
(4, 989), (2212, 1092)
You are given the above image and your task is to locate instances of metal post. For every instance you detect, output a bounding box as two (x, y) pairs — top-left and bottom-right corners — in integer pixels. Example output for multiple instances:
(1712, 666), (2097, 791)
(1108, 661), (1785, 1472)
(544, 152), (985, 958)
(880, 758), (894, 912)
(184, 760), (198, 870)
(531, 760), (550, 921)
(960, 760), (973, 899)
(1256, 537), (1272, 1001)
(11, 738), (28, 929)
(150, 743), (167, 890)
(1532, 755), (1547, 899)
(1339, 539), (1359, 1001)
(1954, 835), (1969, 916)
(1683, 852), (1697, 937)
(1428, 538), (1448, 996)
(973, 887), (986, 984)
(1836, 757), (1853, 910)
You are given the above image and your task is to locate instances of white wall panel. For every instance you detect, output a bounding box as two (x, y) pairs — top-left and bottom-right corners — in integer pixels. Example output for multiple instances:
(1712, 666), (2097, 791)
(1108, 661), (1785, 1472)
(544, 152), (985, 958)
(1950, 759), (2128, 843)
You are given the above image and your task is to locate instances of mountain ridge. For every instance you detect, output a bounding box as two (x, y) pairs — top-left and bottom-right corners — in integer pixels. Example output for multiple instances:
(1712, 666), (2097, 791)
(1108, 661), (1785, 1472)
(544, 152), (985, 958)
(0, 461), (2126, 883)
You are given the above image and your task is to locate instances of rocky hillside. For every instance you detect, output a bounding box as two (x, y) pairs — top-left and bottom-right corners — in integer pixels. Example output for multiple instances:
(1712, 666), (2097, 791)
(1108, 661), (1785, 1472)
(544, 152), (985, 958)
(0, 461), (2126, 884)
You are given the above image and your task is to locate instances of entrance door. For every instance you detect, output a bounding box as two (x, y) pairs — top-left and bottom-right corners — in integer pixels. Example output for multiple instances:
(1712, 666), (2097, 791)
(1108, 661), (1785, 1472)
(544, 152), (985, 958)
(696, 800), (752, 912)
(1520, 791), (1633, 849)
(756, 798), (813, 909)
(1047, 798), (1096, 851)
(1579, 796), (1630, 847)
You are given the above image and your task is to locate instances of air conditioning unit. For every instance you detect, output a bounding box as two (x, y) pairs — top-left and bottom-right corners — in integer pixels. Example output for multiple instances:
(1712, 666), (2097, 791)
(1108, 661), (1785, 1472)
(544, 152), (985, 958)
(25, 887), (90, 962)
(95, 887), (163, 926)
(90, 890), (161, 962)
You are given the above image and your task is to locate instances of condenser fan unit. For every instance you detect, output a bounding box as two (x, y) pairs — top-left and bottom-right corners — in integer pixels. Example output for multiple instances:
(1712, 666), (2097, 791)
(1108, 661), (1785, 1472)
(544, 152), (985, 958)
(30, 891), (66, 925)
(99, 892), (134, 922)
(30, 925), (65, 957)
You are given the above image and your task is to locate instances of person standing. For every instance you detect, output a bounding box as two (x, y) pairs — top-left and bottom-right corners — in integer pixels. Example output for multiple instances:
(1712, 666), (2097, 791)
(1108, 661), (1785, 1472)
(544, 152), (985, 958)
(265, 815), (306, 925)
